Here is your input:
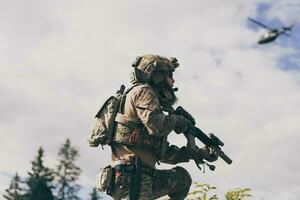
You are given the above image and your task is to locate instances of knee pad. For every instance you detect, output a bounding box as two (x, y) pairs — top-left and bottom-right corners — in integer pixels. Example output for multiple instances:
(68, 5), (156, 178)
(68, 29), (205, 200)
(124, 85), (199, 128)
(173, 166), (192, 188)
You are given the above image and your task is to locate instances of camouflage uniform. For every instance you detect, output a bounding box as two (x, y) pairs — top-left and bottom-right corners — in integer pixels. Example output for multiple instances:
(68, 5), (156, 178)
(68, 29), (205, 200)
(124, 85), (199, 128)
(110, 55), (192, 200)
(112, 166), (191, 200)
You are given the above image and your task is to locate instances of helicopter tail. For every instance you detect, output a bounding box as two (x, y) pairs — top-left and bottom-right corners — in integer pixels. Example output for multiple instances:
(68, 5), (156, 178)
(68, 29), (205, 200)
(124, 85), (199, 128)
(283, 18), (298, 31)
(282, 26), (292, 31)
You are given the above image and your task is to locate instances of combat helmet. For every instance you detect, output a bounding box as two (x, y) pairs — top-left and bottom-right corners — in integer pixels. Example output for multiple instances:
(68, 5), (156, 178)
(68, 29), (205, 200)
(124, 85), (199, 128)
(130, 54), (179, 85)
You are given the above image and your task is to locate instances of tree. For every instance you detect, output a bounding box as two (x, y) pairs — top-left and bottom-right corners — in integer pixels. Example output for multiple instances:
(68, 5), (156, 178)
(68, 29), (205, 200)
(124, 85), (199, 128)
(54, 138), (81, 200)
(89, 187), (100, 200)
(3, 173), (26, 200)
(26, 147), (55, 200)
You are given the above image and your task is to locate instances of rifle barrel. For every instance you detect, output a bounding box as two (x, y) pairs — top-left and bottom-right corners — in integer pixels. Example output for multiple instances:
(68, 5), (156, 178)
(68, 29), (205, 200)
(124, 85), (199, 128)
(215, 148), (232, 164)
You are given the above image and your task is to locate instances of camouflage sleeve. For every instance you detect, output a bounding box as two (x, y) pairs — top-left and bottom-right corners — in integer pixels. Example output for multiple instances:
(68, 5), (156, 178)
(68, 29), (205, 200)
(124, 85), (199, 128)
(133, 86), (179, 137)
(159, 145), (189, 164)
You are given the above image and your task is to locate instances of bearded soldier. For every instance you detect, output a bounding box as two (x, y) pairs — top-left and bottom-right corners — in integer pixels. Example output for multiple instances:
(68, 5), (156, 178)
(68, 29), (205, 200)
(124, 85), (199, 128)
(105, 54), (218, 200)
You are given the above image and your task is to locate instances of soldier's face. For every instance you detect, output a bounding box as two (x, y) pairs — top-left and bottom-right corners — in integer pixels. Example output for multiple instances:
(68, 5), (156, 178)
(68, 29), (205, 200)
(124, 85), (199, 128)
(166, 72), (175, 88)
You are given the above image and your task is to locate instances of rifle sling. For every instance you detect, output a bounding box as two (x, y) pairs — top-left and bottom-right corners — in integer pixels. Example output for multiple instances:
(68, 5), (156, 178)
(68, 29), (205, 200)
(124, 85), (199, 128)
(129, 157), (142, 200)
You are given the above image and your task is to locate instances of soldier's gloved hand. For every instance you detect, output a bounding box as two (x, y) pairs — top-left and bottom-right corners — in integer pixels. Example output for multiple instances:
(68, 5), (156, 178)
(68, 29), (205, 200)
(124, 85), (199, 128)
(187, 146), (218, 162)
(200, 146), (218, 162)
(185, 146), (200, 160)
(174, 115), (190, 134)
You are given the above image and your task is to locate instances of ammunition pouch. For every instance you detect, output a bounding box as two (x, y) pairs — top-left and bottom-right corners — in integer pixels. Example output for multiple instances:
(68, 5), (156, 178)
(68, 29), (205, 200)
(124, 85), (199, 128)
(113, 122), (163, 158)
(96, 165), (115, 195)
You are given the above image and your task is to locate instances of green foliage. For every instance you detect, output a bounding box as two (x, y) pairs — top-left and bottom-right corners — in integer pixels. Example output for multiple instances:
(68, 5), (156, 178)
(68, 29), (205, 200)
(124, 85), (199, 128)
(26, 147), (55, 200)
(3, 173), (26, 200)
(3, 139), (254, 200)
(54, 138), (81, 200)
(187, 182), (219, 200)
(225, 188), (252, 200)
(188, 182), (253, 200)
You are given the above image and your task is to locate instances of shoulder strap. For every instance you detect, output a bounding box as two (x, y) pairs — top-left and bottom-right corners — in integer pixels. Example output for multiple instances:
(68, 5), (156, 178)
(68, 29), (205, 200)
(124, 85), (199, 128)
(115, 83), (144, 128)
(118, 83), (145, 113)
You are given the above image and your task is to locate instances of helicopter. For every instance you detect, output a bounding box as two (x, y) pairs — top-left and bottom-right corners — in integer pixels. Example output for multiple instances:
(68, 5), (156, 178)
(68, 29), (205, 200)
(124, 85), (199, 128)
(248, 17), (296, 44)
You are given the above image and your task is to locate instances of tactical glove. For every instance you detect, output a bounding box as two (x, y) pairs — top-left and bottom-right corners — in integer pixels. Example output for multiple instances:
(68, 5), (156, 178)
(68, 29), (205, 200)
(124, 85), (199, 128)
(187, 146), (218, 162)
(174, 115), (190, 134)
(201, 146), (218, 162)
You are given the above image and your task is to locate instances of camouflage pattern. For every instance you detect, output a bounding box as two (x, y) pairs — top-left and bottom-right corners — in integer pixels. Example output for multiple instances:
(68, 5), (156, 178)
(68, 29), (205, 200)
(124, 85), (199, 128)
(112, 84), (189, 166)
(135, 55), (179, 81)
(119, 84), (187, 137)
(109, 55), (191, 199)
(96, 165), (113, 192)
(88, 85), (126, 147)
(111, 166), (192, 200)
(110, 82), (192, 199)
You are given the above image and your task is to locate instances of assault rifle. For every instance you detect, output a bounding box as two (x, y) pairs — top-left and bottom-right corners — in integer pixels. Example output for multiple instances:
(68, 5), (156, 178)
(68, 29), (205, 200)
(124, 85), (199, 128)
(175, 106), (232, 171)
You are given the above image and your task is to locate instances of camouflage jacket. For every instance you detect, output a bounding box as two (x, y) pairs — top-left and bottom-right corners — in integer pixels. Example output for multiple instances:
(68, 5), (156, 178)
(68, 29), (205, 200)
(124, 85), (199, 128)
(112, 84), (189, 168)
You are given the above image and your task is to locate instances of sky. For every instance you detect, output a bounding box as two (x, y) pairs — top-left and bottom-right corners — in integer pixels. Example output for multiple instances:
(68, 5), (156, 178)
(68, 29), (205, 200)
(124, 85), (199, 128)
(1, 0), (300, 199)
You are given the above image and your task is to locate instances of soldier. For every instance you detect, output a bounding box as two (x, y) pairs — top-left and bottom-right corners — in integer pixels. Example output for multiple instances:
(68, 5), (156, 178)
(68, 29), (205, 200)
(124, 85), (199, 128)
(109, 55), (218, 200)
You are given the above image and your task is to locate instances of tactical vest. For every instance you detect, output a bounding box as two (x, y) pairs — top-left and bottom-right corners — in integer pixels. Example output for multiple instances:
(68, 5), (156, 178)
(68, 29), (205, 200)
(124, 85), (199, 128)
(112, 85), (167, 158)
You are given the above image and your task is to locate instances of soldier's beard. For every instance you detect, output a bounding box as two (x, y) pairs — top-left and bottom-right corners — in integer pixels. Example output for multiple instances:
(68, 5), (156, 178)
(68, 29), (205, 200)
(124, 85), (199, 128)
(155, 82), (177, 107)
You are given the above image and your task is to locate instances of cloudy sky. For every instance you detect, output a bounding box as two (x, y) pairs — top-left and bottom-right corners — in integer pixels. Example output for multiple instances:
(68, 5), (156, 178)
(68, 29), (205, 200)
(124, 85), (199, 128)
(1, 0), (300, 199)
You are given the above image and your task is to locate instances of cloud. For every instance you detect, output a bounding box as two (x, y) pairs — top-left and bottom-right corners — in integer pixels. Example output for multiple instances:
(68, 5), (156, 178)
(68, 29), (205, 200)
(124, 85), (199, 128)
(1, 1), (300, 199)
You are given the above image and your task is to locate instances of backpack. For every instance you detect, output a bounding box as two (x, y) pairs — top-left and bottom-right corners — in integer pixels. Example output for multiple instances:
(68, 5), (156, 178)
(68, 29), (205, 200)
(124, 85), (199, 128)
(87, 85), (126, 148)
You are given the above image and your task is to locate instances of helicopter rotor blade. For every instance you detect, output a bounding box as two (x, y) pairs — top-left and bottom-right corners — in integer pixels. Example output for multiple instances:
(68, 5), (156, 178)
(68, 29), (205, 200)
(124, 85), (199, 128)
(290, 17), (298, 27)
(248, 17), (273, 30)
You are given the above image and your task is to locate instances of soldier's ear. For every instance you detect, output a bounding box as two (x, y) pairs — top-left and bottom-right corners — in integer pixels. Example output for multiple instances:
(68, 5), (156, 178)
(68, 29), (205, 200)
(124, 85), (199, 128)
(130, 68), (148, 84)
